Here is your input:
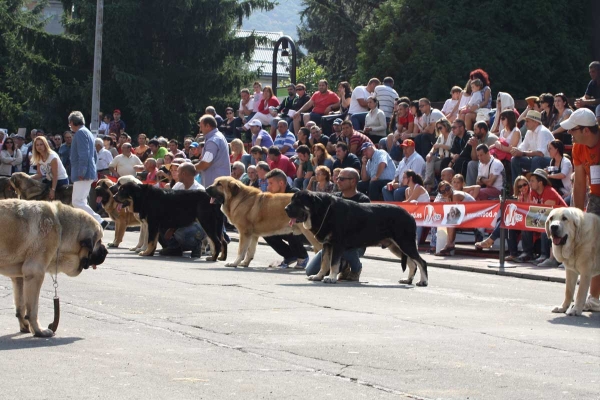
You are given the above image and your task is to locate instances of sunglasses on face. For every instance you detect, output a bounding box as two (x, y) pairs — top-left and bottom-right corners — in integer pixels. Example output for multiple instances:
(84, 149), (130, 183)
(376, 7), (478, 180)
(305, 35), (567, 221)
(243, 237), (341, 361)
(439, 186), (452, 193)
(5, 141), (13, 144)
(517, 182), (529, 189)
(336, 176), (352, 181)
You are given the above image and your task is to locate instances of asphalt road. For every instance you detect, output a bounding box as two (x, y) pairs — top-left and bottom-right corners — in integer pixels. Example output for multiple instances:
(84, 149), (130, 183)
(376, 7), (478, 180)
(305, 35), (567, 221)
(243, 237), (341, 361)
(0, 231), (598, 400)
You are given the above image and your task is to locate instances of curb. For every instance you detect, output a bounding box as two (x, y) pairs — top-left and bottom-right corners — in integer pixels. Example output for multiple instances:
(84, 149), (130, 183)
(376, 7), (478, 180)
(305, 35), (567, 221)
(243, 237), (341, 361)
(228, 237), (566, 284)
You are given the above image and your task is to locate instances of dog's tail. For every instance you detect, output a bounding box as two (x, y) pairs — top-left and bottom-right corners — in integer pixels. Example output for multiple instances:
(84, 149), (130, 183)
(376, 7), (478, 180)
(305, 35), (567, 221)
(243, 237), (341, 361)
(401, 253), (407, 272)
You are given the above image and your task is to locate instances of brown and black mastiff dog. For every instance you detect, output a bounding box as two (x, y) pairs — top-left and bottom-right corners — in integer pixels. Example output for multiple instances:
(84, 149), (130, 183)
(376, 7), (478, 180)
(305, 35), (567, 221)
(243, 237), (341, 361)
(95, 177), (148, 251)
(9, 172), (73, 205)
(206, 176), (321, 268)
(0, 199), (108, 337)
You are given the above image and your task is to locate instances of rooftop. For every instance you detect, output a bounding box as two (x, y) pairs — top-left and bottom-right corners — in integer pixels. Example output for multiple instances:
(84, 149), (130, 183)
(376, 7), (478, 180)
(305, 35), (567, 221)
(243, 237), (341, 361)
(236, 30), (291, 79)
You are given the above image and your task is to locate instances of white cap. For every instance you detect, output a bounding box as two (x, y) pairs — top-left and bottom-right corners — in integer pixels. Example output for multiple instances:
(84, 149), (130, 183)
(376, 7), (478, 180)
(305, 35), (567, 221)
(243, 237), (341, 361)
(560, 108), (597, 130)
(248, 119), (262, 127)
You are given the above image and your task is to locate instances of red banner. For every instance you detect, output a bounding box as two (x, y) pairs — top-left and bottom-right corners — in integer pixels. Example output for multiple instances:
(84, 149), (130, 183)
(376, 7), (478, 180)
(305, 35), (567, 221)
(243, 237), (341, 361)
(500, 201), (553, 233)
(386, 200), (555, 233)
(388, 201), (500, 229)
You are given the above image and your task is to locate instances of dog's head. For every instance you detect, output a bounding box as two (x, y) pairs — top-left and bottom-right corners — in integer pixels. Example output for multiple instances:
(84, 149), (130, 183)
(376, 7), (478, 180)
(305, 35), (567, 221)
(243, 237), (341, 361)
(94, 179), (116, 205)
(113, 182), (141, 208)
(545, 207), (583, 261)
(206, 176), (248, 205)
(285, 191), (334, 234)
(77, 237), (108, 275)
(8, 172), (28, 195)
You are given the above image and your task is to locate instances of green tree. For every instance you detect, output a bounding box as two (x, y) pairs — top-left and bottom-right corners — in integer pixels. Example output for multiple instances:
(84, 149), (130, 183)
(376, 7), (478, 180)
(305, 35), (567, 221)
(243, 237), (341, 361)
(296, 55), (327, 93)
(59, 0), (274, 139)
(297, 0), (380, 83)
(0, 0), (80, 131)
(356, 0), (593, 101)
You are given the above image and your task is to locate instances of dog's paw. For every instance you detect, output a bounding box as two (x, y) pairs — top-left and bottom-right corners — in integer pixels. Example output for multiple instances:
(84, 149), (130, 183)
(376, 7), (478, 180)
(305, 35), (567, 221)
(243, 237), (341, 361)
(308, 275), (322, 281)
(398, 278), (413, 285)
(566, 306), (583, 316)
(33, 328), (55, 338)
(552, 306), (568, 313)
(224, 262), (238, 268)
(323, 276), (337, 284)
(416, 280), (428, 287)
(107, 243), (119, 248)
(139, 251), (154, 257)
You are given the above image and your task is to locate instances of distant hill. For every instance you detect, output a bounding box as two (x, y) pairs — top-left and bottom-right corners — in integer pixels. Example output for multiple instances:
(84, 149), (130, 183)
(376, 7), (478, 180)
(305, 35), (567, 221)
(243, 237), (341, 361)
(242, 0), (303, 41)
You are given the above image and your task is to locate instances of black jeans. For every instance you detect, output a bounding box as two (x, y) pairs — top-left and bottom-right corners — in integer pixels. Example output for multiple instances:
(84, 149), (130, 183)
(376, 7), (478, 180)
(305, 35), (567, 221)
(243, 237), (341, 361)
(264, 234), (309, 261)
(357, 179), (391, 201)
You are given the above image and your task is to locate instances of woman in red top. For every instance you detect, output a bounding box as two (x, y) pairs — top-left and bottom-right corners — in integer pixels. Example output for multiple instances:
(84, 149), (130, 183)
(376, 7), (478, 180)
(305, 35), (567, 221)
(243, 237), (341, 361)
(252, 86), (280, 127)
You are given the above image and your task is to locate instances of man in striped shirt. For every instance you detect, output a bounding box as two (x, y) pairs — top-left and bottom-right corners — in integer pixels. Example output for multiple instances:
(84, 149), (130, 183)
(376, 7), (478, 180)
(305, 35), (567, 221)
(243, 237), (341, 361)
(273, 120), (296, 158)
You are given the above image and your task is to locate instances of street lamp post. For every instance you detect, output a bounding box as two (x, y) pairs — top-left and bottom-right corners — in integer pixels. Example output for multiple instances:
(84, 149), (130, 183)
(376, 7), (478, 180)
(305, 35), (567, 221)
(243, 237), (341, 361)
(90, 0), (104, 134)
(272, 36), (296, 91)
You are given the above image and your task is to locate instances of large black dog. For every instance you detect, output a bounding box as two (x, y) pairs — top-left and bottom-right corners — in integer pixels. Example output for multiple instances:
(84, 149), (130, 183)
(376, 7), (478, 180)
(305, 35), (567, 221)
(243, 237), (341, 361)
(285, 191), (428, 285)
(113, 182), (227, 261)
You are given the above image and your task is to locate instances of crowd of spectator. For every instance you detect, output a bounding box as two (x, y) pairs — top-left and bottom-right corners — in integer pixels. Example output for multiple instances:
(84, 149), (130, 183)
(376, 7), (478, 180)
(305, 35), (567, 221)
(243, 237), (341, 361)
(3, 61), (600, 295)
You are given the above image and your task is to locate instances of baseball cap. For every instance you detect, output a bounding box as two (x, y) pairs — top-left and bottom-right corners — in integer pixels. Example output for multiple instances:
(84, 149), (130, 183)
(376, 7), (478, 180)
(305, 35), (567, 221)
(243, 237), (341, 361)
(113, 109), (121, 114)
(360, 142), (373, 152)
(189, 142), (199, 148)
(401, 139), (415, 147)
(248, 119), (262, 127)
(333, 118), (343, 125)
(560, 108), (597, 130)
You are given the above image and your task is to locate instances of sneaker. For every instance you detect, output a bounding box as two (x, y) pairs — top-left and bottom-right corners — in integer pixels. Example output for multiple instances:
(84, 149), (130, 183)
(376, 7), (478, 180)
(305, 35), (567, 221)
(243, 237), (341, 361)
(346, 269), (361, 282)
(159, 247), (183, 257)
(583, 295), (600, 312)
(536, 258), (559, 268)
(277, 261), (290, 269)
(101, 220), (109, 229)
(295, 257), (309, 270)
(533, 256), (547, 265)
(513, 253), (533, 263)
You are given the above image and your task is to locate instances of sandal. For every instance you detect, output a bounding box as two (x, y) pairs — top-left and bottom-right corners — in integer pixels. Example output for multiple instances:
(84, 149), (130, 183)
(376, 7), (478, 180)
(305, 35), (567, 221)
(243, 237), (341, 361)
(436, 245), (455, 256)
(475, 238), (494, 250)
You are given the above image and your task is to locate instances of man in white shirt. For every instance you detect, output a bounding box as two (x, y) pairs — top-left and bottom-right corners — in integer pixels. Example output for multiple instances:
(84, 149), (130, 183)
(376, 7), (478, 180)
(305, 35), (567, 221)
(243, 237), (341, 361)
(465, 121), (498, 185)
(237, 88), (255, 123)
(95, 138), (113, 177)
(381, 139), (426, 201)
(475, 144), (504, 200)
(109, 143), (143, 178)
(160, 162), (206, 258)
(510, 110), (553, 185)
(416, 98), (445, 159)
(349, 78), (380, 130)
(374, 77), (399, 123)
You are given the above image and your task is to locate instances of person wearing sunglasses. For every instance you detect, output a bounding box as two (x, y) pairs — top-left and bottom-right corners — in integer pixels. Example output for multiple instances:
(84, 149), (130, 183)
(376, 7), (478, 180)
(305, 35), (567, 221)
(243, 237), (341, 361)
(475, 175), (531, 260)
(305, 168), (369, 281)
(0, 137), (22, 177)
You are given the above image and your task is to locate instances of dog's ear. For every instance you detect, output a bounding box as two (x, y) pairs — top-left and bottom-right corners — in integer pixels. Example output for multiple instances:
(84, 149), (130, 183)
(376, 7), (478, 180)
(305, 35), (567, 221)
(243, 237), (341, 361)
(229, 181), (239, 197)
(80, 238), (94, 252)
(544, 212), (553, 237)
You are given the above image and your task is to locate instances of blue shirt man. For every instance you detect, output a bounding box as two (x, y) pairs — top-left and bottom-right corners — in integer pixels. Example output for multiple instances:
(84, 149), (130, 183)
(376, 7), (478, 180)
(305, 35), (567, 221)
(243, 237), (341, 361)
(195, 115), (230, 187)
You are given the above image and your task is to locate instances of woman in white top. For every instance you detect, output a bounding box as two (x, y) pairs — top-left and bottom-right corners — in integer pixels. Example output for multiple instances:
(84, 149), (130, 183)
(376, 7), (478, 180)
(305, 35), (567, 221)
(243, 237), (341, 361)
(424, 118), (453, 190)
(31, 136), (69, 200)
(436, 179), (475, 256)
(403, 170), (430, 203)
(547, 139), (572, 198)
(490, 109), (521, 166)
(0, 136), (23, 177)
(363, 96), (387, 140)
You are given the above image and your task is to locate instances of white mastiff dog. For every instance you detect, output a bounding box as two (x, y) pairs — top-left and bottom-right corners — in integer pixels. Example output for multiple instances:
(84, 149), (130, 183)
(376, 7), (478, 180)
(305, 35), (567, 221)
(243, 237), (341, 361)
(545, 207), (600, 316)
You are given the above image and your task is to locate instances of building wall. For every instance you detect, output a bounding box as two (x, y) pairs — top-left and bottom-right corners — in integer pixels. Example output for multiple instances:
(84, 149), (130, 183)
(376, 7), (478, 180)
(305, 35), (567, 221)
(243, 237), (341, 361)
(26, 0), (65, 35)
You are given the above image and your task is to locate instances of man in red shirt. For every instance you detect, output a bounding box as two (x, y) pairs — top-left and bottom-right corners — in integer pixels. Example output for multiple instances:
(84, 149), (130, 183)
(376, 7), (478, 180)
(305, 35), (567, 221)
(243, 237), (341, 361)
(267, 146), (296, 181)
(514, 168), (567, 265)
(293, 79), (340, 129)
(561, 107), (600, 312)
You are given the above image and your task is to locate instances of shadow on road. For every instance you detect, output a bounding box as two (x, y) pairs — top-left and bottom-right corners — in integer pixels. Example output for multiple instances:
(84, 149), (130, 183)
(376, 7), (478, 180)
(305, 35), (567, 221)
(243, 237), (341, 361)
(0, 333), (83, 350)
(547, 314), (600, 328)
